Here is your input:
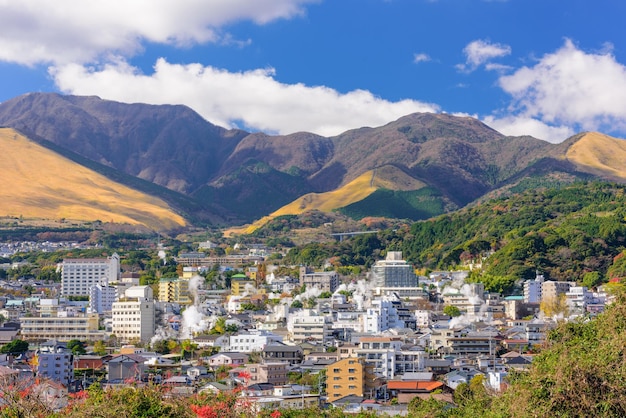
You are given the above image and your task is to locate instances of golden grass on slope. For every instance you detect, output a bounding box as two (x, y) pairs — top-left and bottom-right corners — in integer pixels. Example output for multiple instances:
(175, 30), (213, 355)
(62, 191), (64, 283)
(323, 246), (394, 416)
(566, 132), (626, 180)
(0, 128), (186, 230)
(225, 167), (426, 236)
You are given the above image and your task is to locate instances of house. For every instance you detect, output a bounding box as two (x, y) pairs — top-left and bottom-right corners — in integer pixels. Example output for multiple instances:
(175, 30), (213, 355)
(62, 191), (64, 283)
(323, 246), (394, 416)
(330, 395), (365, 413)
(233, 361), (289, 386)
(205, 352), (249, 369)
(106, 354), (147, 383)
(261, 343), (303, 365)
(187, 366), (208, 380)
(387, 379), (452, 404)
(74, 354), (108, 371)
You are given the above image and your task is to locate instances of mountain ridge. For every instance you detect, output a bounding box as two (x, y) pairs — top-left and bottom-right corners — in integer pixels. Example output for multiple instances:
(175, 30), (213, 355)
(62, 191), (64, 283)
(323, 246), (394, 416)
(0, 93), (625, 230)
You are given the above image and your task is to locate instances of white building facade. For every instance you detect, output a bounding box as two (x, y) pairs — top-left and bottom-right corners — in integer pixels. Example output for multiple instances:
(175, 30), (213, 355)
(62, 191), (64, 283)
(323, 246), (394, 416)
(61, 253), (120, 297)
(112, 286), (155, 343)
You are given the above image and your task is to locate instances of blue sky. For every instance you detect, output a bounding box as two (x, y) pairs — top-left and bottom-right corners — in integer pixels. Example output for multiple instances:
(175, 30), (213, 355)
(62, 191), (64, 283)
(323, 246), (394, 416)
(1, 0), (625, 143)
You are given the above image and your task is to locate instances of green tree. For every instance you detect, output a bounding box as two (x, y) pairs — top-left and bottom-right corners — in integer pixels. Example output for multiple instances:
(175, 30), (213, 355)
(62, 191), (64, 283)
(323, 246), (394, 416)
(67, 339), (87, 355)
(443, 305), (461, 317)
(93, 340), (107, 356)
(582, 271), (603, 289)
(0, 339), (28, 354)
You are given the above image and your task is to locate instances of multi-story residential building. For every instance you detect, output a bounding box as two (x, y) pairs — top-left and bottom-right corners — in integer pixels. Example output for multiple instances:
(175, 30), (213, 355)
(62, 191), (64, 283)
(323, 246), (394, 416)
(325, 357), (376, 400)
(332, 311), (366, 334)
(228, 330), (283, 352)
(334, 343), (357, 359)
(299, 267), (340, 294)
(287, 309), (333, 345)
(36, 340), (74, 386)
(20, 313), (102, 341)
(89, 282), (117, 314)
(429, 327), (500, 357)
(363, 298), (404, 333)
(357, 336), (403, 379)
(231, 274), (256, 296)
(158, 277), (191, 304)
(61, 253), (120, 297)
(414, 310), (431, 327)
(442, 283), (485, 317)
(267, 274), (300, 294)
(523, 274), (544, 303)
(111, 286), (155, 343)
(237, 361), (289, 386)
(541, 280), (573, 302)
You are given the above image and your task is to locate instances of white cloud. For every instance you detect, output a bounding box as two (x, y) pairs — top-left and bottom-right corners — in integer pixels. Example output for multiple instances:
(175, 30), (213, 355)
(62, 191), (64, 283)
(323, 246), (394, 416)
(482, 115), (574, 143)
(52, 59), (440, 136)
(413, 53), (431, 63)
(0, 0), (318, 66)
(458, 39), (511, 72)
(498, 39), (626, 134)
(485, 63), (512, 73)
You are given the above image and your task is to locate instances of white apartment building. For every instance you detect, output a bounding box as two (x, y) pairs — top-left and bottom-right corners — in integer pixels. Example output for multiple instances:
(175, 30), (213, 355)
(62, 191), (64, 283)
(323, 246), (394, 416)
(363, 298), (404, 333)
(523, 274), (544, 303)
(89, 282), (117, 314)
(287, 309), (333, 345)
(356, 336), (404, 379)
(112, 286), (155, 343)
(228, 330), (284, 352)
(61, 253), (120, 296)
(332, 311), (366, 334)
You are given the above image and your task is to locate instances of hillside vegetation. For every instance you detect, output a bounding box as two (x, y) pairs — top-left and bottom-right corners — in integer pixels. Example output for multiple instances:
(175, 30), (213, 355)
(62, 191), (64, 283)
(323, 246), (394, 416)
(274, 182), (626, 290)
(0, 128), (186, 231)
(399, 181), (626, 284)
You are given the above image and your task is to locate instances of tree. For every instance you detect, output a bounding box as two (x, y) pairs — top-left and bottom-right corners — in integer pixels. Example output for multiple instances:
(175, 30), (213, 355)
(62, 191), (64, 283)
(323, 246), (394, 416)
(0, 339), (28, 354)
(93, 340), (107, 356)
(290, 300), (303, 309)
(582, 271), (603, 289)
(67, 340), (87, 355)
(540, 294), (569, 318)
(443, 305), (461, 317)
(210, 317), (226, 334)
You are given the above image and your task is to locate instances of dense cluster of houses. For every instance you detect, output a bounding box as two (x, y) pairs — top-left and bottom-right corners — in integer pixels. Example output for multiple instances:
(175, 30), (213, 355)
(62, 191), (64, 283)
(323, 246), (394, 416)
(0, 245), (614, 414)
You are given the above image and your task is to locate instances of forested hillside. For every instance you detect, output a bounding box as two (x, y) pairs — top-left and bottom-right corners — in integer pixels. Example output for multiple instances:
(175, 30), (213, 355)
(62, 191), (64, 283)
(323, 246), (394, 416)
(278, 182), (626, 293)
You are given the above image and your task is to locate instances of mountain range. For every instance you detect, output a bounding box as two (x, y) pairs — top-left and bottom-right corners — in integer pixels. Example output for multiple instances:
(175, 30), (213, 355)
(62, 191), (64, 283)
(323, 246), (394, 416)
(0, 92), (625, 232)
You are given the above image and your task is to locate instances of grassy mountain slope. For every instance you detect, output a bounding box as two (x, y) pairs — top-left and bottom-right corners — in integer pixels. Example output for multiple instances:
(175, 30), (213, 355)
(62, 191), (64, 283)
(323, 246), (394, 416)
(565, 132), (626, 180)
(226, 165), (426, 234)
(0, 128), (186, 230)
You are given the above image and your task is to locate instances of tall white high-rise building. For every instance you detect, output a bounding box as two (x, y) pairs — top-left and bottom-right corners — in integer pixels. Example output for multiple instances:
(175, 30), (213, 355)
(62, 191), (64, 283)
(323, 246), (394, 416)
(112, 286), (155, 343)
(370, 251), (423, 298)
(61, 253), (120, 297)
